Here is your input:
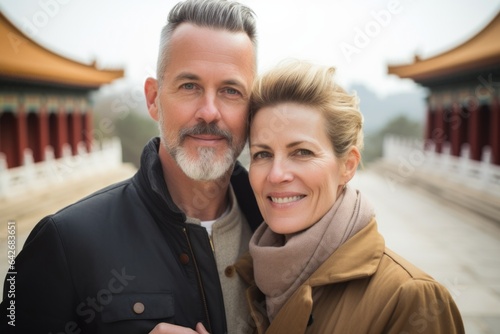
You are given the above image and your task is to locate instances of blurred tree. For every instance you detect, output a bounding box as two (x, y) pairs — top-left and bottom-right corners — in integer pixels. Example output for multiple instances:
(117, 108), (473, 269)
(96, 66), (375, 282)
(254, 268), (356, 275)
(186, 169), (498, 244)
(362, 115), (423, 166)
(94, 111), (157, 168)
(116, 112), (158, 168)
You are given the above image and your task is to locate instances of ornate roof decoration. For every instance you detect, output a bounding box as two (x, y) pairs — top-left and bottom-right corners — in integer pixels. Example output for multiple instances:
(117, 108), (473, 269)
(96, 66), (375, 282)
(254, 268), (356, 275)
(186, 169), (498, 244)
(0, 11), (124, 89)
(388, 11), (500, 84)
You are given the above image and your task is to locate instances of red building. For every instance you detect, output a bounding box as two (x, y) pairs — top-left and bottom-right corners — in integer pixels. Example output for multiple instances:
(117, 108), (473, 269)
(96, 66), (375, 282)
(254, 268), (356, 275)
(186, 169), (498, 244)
(0, 11), (124, 169)
(388, 12), (500, 166)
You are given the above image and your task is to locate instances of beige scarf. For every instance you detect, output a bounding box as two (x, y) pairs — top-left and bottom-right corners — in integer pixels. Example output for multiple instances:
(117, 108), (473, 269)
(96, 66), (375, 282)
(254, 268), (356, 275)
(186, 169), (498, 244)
(249, 186), (375, 321)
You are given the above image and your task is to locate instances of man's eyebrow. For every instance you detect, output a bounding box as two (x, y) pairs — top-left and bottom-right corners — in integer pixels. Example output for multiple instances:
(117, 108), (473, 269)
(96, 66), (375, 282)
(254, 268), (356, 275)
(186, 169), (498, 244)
(173, 72), (200, 82)
(222, 79), (246, 89)
(173, 73), (248, 91)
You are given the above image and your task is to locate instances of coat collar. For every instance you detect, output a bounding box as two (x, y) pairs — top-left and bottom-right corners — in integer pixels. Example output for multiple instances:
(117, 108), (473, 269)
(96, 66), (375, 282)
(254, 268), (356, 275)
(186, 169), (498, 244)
(236, 219), (383, 286)
(236, 219), (384, 333)
(307, 218), (384, 286)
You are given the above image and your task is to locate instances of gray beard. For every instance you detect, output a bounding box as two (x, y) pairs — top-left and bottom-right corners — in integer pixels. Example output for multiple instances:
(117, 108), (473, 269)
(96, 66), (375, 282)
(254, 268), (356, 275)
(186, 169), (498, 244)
(169, 144), (235, 181)
(156, 100), (245, 181)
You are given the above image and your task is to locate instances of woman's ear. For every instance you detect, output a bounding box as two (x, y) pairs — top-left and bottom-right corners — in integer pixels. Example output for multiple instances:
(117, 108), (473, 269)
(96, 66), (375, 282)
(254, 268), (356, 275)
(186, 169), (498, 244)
(342, 146), (361, 185)
(144, 77), (160, 121)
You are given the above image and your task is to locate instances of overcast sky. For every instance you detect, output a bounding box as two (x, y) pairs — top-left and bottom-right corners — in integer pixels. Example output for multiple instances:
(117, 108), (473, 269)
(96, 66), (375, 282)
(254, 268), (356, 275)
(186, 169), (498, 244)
(1, 0), (499, 98)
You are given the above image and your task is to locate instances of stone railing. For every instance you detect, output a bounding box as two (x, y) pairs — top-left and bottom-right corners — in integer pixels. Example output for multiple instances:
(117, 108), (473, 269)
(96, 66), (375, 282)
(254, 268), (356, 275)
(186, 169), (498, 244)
(0, 138), (122, 199)
(382, 135), (500, 197)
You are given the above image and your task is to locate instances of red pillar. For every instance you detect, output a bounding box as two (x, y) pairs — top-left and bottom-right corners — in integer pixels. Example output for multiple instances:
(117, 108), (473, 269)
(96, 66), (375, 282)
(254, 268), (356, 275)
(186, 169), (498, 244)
(27, 110), (49, 163)
(424, 107), (433, 148)
(491, 97), (500, 165)
(16, 108), (28, 166)
(54, 108), (68, 158)
(433, 105), (445, 153)
(82, 111), (93, 152)
(449, 103), (461, 157)
(38, 109), (49, 162)
(0, 112), (18, 168)
(68, 111), (82, 155)
(468, 104), (481, 161)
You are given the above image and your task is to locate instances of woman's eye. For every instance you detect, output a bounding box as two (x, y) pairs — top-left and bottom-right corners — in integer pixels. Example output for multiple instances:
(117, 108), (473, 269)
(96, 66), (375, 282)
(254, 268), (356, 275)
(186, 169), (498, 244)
(252, 151), (271, 160)
(295, 149), (313, 156)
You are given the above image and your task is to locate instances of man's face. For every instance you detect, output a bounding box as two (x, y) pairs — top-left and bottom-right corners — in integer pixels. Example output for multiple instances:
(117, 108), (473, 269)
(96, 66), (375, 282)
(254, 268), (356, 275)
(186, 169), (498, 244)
(153, 23), (255, 181)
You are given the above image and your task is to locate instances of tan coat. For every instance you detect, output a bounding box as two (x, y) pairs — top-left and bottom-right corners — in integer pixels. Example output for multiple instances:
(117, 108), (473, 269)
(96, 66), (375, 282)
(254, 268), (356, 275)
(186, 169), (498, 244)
(235, 219), (465, 334)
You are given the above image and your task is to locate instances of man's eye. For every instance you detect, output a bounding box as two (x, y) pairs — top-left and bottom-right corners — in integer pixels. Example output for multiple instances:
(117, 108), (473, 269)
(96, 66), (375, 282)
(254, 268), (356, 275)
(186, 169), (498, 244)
(224, 88), (241, 95)
(182, 83), (195, 90)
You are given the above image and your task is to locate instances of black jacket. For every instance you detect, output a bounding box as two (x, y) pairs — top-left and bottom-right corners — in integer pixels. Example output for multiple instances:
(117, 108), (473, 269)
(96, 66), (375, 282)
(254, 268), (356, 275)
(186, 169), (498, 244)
(1, 138), (262, 334)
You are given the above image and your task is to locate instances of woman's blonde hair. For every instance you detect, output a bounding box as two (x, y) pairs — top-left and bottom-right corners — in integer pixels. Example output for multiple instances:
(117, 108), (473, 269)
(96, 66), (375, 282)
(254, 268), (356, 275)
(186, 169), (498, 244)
(249, 60), (364, 159)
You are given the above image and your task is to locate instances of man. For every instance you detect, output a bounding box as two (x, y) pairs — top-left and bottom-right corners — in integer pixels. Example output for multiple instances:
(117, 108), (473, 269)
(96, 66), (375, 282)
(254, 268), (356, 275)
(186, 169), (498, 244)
(1, 1), (261, 333)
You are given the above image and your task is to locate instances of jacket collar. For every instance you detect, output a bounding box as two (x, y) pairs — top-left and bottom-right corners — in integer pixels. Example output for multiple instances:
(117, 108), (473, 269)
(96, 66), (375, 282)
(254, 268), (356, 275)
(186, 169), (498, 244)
(307, 218), (384, 286)
(236, 219), (384, 333)
(270, 219), (384, 332)
(236, 219), (383, 286)
(133, 138), (263, 230)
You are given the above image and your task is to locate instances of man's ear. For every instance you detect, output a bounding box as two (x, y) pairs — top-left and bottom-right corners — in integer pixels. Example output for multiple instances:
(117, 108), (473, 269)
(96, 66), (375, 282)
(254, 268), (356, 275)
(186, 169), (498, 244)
(144, 77), (159, 121)
(342, 146), (361, 185)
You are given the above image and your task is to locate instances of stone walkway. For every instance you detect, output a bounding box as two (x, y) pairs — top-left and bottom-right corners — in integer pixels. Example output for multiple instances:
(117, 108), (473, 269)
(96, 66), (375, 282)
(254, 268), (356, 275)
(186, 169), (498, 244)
(351, 169), (500, 334)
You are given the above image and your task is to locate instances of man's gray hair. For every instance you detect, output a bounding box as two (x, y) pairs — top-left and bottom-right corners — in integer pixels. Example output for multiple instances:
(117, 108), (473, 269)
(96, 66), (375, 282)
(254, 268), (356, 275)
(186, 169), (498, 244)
(156, 0), (257, 82)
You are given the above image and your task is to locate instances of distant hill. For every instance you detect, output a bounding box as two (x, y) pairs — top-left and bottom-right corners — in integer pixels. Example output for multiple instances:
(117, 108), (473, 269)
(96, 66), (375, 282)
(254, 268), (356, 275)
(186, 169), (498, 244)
(348, 83), (427, 134)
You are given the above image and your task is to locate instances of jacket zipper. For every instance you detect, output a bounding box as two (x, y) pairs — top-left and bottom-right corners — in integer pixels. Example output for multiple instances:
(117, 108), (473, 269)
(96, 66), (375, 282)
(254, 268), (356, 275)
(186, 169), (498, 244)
(183, 227), (212, 333)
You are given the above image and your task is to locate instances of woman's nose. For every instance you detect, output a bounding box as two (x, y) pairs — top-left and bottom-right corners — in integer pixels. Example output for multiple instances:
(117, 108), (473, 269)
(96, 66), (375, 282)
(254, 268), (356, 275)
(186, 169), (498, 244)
(267, 159), (293, 184)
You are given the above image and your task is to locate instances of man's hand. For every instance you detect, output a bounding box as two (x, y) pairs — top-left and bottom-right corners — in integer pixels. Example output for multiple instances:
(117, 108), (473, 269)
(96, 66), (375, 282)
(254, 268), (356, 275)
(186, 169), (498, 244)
(149, 322), (209, 334)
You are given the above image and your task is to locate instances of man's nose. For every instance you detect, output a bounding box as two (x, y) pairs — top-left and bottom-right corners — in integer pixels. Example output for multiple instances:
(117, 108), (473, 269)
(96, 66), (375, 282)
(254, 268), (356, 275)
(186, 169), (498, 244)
(195, 93), (221, 124)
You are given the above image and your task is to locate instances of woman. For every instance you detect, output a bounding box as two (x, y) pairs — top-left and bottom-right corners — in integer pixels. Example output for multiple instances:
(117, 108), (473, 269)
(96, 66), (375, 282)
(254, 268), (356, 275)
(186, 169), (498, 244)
(235, 60), (465, 333)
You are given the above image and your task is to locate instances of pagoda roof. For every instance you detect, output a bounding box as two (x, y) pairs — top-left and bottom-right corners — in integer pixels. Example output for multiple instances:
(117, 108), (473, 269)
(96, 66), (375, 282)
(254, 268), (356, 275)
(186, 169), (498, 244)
(388, 11), (500, 84)
(0, 11), (124, 89)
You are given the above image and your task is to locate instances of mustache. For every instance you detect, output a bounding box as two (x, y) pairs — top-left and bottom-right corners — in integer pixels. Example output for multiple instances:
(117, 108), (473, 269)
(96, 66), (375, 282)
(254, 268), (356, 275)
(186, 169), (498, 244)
(179, 123), (232, 143)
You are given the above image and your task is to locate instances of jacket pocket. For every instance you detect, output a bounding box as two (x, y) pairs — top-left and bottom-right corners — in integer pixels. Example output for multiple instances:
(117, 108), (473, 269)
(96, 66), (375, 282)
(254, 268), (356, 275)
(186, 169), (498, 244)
(101, 292), (174, 323)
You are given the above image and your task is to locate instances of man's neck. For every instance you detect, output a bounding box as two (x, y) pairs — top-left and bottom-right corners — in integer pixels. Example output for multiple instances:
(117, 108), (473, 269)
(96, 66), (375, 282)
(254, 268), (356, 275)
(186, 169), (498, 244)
(158, 145), (231, 221)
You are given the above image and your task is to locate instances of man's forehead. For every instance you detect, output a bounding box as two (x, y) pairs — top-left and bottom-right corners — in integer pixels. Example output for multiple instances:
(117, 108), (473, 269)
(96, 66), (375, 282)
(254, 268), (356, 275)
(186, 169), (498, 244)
(168, 23), (255, 62)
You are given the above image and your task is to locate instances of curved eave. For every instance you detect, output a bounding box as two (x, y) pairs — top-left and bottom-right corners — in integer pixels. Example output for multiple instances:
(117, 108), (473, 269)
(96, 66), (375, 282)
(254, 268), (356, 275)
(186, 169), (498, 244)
(388, 11), (500, 83)
(0, 11), (124, 89)
(0, 60), (125, 90)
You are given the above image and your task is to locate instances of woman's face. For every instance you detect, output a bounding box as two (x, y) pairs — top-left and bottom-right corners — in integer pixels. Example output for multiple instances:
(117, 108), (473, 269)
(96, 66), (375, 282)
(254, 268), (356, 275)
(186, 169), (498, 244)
(249, 103), (347, 234)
